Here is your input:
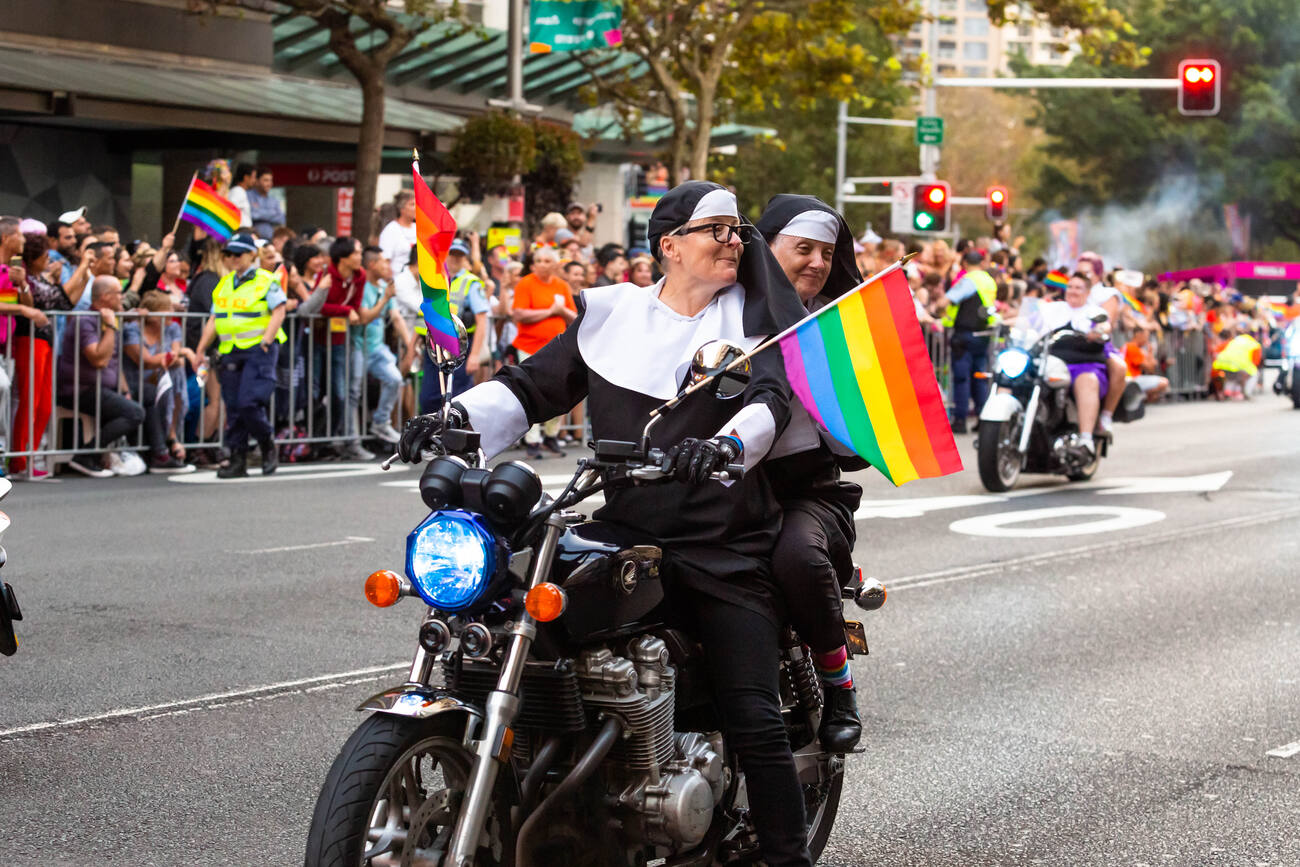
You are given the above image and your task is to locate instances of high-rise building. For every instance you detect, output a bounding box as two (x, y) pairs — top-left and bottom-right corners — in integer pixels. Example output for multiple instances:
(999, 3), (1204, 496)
(896, 1), (1079, 79)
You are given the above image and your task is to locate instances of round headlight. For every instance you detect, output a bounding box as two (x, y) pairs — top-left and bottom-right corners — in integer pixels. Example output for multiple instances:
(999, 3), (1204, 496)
(405, 511), (496, 612)
(996, 349), (1031, 379)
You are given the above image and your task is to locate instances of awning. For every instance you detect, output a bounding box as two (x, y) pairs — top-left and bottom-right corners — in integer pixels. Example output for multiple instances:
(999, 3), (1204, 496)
(573, 105), (776, 147)
(0, 45), (462, 143)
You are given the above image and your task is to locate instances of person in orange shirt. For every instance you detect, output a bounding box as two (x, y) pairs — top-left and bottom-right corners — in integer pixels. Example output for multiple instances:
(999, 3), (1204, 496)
(1123, 326), (1169, 402)
(509, 246), (576, 458)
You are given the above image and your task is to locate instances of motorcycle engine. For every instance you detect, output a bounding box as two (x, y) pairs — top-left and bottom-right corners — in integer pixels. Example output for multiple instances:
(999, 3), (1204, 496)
(575, 636), (726, 850)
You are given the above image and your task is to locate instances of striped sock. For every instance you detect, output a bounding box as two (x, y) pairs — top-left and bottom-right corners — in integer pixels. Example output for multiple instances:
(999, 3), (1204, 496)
(812, 646), (853, 689)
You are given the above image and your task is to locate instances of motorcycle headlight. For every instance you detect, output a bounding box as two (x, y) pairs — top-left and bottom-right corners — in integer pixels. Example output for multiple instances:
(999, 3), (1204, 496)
(996, 349), (1031, 379)
(405, 510), (497, 612)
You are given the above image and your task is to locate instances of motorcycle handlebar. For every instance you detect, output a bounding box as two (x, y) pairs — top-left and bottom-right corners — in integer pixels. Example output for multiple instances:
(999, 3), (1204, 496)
(626, 462), (746, 483)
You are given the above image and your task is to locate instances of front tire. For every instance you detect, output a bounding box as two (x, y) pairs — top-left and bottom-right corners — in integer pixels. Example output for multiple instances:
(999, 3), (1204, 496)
(305, 713), (510, 867)
(977, 414), (1023, 492)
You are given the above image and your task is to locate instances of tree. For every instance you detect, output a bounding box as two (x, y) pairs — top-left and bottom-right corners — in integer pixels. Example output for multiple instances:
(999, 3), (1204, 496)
(521, 123), (587, 232)
(203, 1), (469, 241)
(1021, 0), (1300, 254)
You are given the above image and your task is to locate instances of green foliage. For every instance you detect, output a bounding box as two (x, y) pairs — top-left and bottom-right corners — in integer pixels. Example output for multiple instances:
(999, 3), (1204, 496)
(522, 123), (587, 231)
(448, 112), (538, 201)
(1022, 0), (1300, 251)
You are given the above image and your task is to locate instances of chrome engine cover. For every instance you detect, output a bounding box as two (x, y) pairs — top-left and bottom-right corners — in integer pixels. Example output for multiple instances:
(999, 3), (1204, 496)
(575, 638), (726, 849)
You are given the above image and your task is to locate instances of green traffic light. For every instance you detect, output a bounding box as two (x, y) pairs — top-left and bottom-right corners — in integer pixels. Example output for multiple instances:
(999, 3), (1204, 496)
(914, 212), (933, 230)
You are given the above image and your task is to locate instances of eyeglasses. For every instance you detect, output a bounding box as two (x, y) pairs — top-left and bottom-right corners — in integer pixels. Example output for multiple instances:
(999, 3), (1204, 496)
(670, 222), (753, 245)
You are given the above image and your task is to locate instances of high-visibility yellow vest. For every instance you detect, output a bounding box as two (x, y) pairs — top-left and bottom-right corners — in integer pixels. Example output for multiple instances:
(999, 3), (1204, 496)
(1212, 334), (1261, 376)
(449, 270), (482, 335)
(212, 268), (287, 354)
(942, 268), (998, 329)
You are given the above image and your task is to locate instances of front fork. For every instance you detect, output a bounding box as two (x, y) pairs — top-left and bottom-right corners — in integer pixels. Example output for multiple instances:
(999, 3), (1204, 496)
(1018, 384), (1041, 455)
(445, 511), (567, 866)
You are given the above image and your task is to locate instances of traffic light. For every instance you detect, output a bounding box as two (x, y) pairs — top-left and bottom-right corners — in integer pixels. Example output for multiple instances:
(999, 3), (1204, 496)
(986, 186), (1007, 222)
(912, 182), (950, 233)
(1178, 58), (1220, 116)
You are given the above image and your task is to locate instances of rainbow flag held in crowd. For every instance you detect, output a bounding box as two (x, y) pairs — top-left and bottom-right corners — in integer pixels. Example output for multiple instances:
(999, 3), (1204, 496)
(1119, 289), (1143, 313)
(778, 266), (963, 487)
(180, 178), (241, 241)
(1043, 270), (1069, 292)
(411, 160), (461, 358)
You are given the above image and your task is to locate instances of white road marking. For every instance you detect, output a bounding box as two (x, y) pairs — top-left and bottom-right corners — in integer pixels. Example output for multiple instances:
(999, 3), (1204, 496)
(948, 505), (1166, 538)
(239, 535), (375, 554)
(1094, 471), (1233, 496)
(169, 462), (410, 484)
(887, 505), (1300, 592)
(1266, 741), (1300, 759)
(0, 662), (408, 740)
(856, 494), (1008, 520)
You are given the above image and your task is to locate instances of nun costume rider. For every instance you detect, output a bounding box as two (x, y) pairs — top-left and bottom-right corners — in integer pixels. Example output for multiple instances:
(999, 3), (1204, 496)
(398, 181), (817, 866)
(757, 194), (869, 753)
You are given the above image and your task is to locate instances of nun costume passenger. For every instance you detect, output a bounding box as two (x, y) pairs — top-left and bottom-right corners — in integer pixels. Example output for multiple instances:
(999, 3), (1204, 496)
(756, 194), (869, 753)
(399, 181), (817, 866)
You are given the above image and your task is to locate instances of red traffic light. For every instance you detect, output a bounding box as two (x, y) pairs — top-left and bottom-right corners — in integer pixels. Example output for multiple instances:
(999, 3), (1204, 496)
(1178, 58), (1220, 116)
(986, 186), (1008, 221)
(927, 187), (946, 205)
(912, 182), (950, 232)
(990, 190), (1004, 203)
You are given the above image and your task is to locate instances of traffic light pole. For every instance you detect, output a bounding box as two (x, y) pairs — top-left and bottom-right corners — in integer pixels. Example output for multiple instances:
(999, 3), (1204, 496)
(934, 77), (1179, 89)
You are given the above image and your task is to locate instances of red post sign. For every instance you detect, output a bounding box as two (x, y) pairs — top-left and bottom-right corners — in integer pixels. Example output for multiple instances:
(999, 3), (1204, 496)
(336, 187), (354, 237)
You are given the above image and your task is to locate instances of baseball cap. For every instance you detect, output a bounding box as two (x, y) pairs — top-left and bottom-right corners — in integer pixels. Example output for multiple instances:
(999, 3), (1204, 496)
(555, 227), (576, 245)
(18, 218), (46, 235)
(1114, 269), (1143, 288)
(222, 231), (258, 254)
(58, 206), (87, 224)
(448, 239), (470, 256)
(566, 201), (585, 213)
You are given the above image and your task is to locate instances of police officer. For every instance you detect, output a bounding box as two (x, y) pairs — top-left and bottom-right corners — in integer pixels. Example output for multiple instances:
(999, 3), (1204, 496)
(942, 248), (998, 432)
(418, 239), (489, 413)
(196, 232), (287, 478)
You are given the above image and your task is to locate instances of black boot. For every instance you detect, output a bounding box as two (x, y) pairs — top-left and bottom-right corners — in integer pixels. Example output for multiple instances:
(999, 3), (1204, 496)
(259, 438), (278, 476)
(217, 451), (248, 479)
(818, 685), (862, 753)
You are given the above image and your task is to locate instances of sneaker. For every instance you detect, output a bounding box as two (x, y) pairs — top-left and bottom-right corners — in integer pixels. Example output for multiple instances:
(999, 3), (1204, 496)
(149, 453), (196, 474)
(525, 444), (545, 461)
(13, 468), (51, 481)
(68, 454), (114, 479)
(542, 436), (566, 457)
(1097, 411), (1113, 434)
(369, 422), (401, 445)
(117, 451), (148, 477)
(341, 441), (374, 461)
(103, 450), (127, 475)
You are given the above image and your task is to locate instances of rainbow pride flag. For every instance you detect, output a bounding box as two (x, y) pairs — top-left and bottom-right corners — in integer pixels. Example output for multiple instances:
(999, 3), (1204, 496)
(412, 161), (461, 357)
(180, 178), (241, 241)
(1119, 289), (1143, 313)
(1043, 270), (1068, 292)
(778, 266), (962, 486)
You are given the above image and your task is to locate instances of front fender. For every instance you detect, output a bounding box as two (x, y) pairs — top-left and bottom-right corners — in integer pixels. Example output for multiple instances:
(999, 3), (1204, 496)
(979, 392), (1024, 422)
(358, 684), (485, 726)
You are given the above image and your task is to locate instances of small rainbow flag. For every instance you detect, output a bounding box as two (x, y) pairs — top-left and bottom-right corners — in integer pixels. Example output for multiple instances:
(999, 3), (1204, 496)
(412, 159), (461, 358)
(778, 265), (962, 486)
(1043, 270), (1068, 292)
(1119, 289), (1143, 313)
(0, 286), (18, 304)
(180, 178), (241, 241)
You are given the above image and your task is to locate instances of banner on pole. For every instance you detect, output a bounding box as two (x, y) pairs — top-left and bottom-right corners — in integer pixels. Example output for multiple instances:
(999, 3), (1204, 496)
(529, 0), (623, 53)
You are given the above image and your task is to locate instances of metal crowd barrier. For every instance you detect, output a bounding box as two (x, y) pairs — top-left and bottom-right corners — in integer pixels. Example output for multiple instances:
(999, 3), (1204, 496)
(0, 308), (437, 478)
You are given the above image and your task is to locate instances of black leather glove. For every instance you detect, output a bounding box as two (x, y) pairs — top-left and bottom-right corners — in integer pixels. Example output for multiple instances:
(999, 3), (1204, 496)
(662, 436), (742, 485)
(397, 405), (467, 464)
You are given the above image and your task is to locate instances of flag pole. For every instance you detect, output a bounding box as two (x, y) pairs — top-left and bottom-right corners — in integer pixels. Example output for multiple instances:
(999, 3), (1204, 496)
(413, 147), (454, 428)
(648, 254), (916, 419)
(170, 172), (197, 239)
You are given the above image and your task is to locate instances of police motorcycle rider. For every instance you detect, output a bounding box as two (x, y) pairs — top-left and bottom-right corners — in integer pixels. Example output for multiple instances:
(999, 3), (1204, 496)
(398, 181), (817, 866)
(755, 195), (868, 752)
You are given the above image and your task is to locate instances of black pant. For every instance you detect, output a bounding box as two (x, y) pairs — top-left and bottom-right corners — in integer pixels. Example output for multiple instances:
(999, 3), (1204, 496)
(138, 382), (170, 455)
(688, 590), (812, 867)
(771, 500), (854, 654)
(58, 387), (145, 453)
(218, 344), (278, 454)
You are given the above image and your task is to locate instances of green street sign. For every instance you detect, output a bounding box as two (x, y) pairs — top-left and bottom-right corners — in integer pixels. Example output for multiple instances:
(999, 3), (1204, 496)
(916, 116), (944, 146)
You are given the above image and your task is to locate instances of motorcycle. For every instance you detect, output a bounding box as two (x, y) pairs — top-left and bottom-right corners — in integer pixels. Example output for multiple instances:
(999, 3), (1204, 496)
(976, 319), (1145, 492)
(0, 478), (21, 657)
(1270, 319), (1300, 409)
(306, 338), (886, 867)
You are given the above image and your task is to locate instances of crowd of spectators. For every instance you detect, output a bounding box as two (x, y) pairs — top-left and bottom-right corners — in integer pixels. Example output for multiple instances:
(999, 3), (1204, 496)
(2, 159), (1293, 480)
(0, 158), (649, 478)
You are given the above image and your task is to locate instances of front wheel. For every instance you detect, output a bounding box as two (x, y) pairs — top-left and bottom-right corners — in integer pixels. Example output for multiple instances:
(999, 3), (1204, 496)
(305, 713), (512, 867)
(977, 413), (1023, 492)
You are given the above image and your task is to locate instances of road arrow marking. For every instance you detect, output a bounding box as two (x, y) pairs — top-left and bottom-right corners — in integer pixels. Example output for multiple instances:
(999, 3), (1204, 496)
(1093, 471), (1233, 496)
(1266, 741), (1300, 759)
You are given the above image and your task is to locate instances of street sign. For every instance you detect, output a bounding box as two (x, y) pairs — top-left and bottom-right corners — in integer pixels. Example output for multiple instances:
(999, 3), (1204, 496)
(916, 116), (944, 146)
(890, 181), (916, 234)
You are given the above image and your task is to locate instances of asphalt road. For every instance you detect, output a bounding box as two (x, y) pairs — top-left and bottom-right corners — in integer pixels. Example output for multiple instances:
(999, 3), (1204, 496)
(1, 393), (1297, 866)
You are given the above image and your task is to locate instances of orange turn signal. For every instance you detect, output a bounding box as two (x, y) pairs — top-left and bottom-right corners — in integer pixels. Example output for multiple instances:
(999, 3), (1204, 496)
(524, 583), (567, 622)
(365, 570), (405, 608)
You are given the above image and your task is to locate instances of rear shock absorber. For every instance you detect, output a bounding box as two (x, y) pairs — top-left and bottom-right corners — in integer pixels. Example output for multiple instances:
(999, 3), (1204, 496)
(780, 626), (823, 715)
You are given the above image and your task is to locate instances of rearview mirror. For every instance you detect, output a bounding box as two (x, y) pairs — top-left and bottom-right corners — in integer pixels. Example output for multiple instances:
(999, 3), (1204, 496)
(1091, 313), (1108, 325)
(684, 339), (751, 399)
